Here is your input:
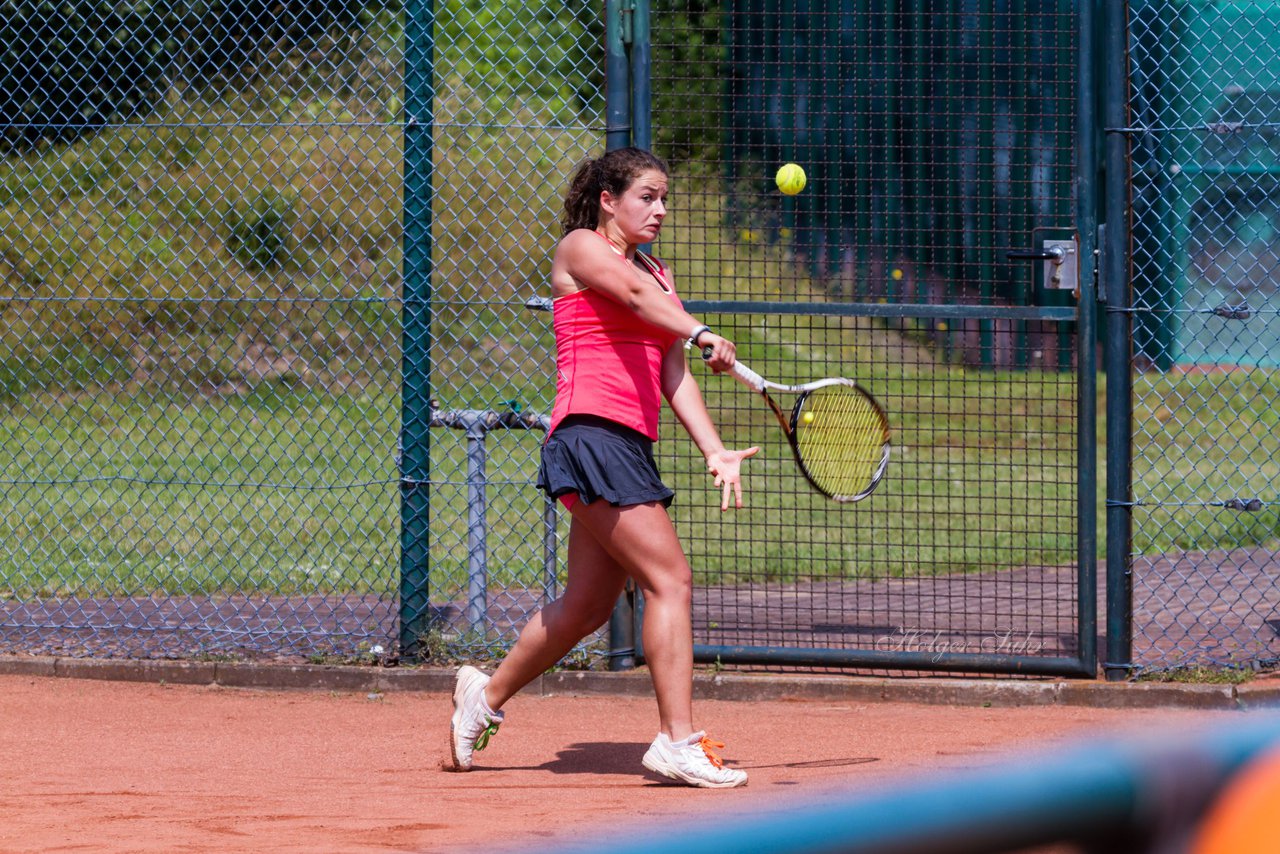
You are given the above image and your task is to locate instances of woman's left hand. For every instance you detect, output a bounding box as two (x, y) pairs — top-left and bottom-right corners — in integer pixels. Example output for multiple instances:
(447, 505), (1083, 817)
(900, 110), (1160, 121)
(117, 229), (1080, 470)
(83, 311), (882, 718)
(706, 446), (760, 511)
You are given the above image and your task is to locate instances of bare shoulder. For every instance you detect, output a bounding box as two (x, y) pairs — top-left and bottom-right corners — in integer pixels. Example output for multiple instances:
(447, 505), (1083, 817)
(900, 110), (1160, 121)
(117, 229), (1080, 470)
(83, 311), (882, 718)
(550, 229), (602, 296)
(554, 228), (605, 263)
(552, 228), (615, 271)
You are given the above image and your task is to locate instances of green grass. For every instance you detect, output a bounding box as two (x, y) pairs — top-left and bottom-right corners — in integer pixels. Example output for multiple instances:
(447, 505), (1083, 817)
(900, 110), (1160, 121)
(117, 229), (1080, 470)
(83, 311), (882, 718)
(1130, 369), (1280, 554)
(1136, 665), (1255, 685)
(0, 386), (399, 597)
(2, 357), (1273, 599)
(669, 361), (1082, 582)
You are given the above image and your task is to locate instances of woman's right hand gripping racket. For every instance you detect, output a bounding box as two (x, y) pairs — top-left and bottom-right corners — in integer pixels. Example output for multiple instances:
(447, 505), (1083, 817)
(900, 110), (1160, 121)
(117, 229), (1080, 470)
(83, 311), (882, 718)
(704, 348), (890, 502)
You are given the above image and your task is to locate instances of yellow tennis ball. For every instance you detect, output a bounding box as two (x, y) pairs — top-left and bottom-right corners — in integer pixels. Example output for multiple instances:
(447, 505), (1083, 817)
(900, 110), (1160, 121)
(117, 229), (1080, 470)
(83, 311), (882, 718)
(776, 163), (806, 195)
(802, 411), (815, 424)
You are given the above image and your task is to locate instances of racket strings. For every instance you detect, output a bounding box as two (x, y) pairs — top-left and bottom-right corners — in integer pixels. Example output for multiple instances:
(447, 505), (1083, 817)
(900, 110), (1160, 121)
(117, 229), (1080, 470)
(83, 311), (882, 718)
(794, 385), (888, 500)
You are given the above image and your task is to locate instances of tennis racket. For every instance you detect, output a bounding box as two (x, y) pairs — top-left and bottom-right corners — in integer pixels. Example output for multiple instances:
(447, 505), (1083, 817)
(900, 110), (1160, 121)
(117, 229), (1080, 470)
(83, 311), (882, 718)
(704, 348), (890, 502)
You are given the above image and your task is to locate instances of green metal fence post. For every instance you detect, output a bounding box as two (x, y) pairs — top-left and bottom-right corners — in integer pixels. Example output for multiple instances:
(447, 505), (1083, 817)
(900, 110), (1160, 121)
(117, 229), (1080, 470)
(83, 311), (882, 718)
(627, 0), (653, 667)
(631, 0), (651, 152)
(400, 0), (435, 659)
(1076, 0), (1100, 677)
(605, 0), (637, 670)
(1103, 0), (1134, 681)
(605, 0), (631, 152)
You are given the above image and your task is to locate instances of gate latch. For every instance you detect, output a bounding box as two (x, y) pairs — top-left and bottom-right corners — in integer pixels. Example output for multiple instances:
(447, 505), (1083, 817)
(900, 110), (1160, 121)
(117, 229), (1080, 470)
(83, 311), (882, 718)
(1007, 239), (1078, 292)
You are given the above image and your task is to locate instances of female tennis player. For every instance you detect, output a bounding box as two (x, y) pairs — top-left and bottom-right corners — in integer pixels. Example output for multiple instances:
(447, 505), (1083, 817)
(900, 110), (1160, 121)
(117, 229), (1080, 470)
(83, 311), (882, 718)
(448, 146), (757, 788)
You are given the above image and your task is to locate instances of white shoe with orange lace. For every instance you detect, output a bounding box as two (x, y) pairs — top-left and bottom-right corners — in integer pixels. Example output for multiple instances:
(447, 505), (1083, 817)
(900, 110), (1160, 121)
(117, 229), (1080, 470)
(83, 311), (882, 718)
(641, 731), (748, 788)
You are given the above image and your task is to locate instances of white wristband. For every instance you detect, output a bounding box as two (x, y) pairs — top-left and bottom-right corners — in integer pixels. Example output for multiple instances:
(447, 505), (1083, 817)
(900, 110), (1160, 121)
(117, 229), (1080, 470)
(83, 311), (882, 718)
(688, 325), (712, 347)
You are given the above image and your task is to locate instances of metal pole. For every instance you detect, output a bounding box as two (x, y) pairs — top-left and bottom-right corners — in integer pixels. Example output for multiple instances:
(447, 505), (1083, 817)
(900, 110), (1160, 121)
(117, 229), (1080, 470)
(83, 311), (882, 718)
(625, 0), (658, 660)
(630, 0), (651, 152)
(428, 407), (553, 638)
(464, 421), (488, 632)
(1075, 0), (1100, 677)
(605, 0), (631, 151)
(399, 0), (434, 659)
(1102, 0), (1134, 681)
(632, 0), (653, 263)
(542, 496), (559, 603)
(605, 0), (637, 670)
(693, 644), (1093, 677)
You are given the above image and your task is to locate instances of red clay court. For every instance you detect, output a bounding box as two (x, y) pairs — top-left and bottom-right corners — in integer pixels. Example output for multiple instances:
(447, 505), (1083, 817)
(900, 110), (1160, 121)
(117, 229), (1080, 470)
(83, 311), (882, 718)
(1, 668), (1273, 853)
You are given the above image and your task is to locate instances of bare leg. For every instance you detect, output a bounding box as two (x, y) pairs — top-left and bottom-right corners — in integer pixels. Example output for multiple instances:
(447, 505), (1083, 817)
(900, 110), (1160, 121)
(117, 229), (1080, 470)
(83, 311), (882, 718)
(564, 500), (695, 742)
(484, 513), (627, 709)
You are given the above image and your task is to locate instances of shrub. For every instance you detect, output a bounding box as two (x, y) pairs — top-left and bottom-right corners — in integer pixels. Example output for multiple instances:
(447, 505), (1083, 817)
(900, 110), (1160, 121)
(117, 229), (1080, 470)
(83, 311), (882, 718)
(223, 189), (298, 272)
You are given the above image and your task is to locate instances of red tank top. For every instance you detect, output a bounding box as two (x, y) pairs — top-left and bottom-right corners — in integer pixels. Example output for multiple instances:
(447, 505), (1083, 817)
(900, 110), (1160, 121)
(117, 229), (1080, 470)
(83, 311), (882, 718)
(548, 248), (682, 440)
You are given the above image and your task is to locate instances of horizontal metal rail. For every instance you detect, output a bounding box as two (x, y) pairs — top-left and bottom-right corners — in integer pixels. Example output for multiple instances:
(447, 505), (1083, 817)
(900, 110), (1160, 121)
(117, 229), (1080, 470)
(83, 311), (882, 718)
(683, 300), (1078, 322)
(692, 645), (1094, 678)
(527, 296), (1077, 322)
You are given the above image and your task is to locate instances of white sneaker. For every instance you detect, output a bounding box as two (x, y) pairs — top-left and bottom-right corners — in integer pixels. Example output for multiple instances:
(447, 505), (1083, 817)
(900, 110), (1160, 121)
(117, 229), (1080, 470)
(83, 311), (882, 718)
(642, 731), (748, 788)
(449, 666), (504, 770)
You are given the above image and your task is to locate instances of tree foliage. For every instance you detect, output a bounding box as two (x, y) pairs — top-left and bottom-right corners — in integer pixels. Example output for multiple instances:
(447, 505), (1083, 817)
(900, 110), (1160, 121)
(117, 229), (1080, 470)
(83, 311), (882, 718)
(0, 0), (361, 151)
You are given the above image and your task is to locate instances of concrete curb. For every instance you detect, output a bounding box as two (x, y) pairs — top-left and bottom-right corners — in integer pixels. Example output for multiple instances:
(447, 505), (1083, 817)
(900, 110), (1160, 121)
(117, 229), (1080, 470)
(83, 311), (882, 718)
(3, 655), (1278, 710)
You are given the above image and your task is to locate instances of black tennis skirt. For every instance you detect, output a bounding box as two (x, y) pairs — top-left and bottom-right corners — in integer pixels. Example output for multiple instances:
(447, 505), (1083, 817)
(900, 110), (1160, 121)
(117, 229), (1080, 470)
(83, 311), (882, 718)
(537, 415), (674, 508)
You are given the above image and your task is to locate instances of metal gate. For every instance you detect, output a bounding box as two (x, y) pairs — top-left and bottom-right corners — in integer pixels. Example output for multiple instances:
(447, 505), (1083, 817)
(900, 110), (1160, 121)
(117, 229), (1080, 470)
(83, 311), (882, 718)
(617, 1), (1098, 676)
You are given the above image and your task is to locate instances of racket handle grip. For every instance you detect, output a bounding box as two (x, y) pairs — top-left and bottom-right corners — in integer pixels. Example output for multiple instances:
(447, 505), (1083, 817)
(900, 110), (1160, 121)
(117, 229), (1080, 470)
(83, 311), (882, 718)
(701, 345), (766, 391)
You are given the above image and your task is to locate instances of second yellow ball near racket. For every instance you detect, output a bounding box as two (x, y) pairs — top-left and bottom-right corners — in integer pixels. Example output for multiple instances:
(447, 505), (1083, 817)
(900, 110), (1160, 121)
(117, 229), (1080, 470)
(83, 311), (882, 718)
(775, 162), (806, 195)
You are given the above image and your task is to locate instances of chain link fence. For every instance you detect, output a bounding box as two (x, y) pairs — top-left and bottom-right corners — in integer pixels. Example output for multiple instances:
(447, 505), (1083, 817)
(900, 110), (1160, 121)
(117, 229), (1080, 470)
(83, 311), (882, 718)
(1, 1), (1092, 672)
(1127, 0), (1280, 674)
(0, 1), (606, 663)
(4, 1), (1274, 678)
(1, 1), (406, 659)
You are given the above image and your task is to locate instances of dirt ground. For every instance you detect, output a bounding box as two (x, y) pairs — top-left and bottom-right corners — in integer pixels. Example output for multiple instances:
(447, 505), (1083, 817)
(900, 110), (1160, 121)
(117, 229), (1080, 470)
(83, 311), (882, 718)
(0, 673), (1248, 854)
